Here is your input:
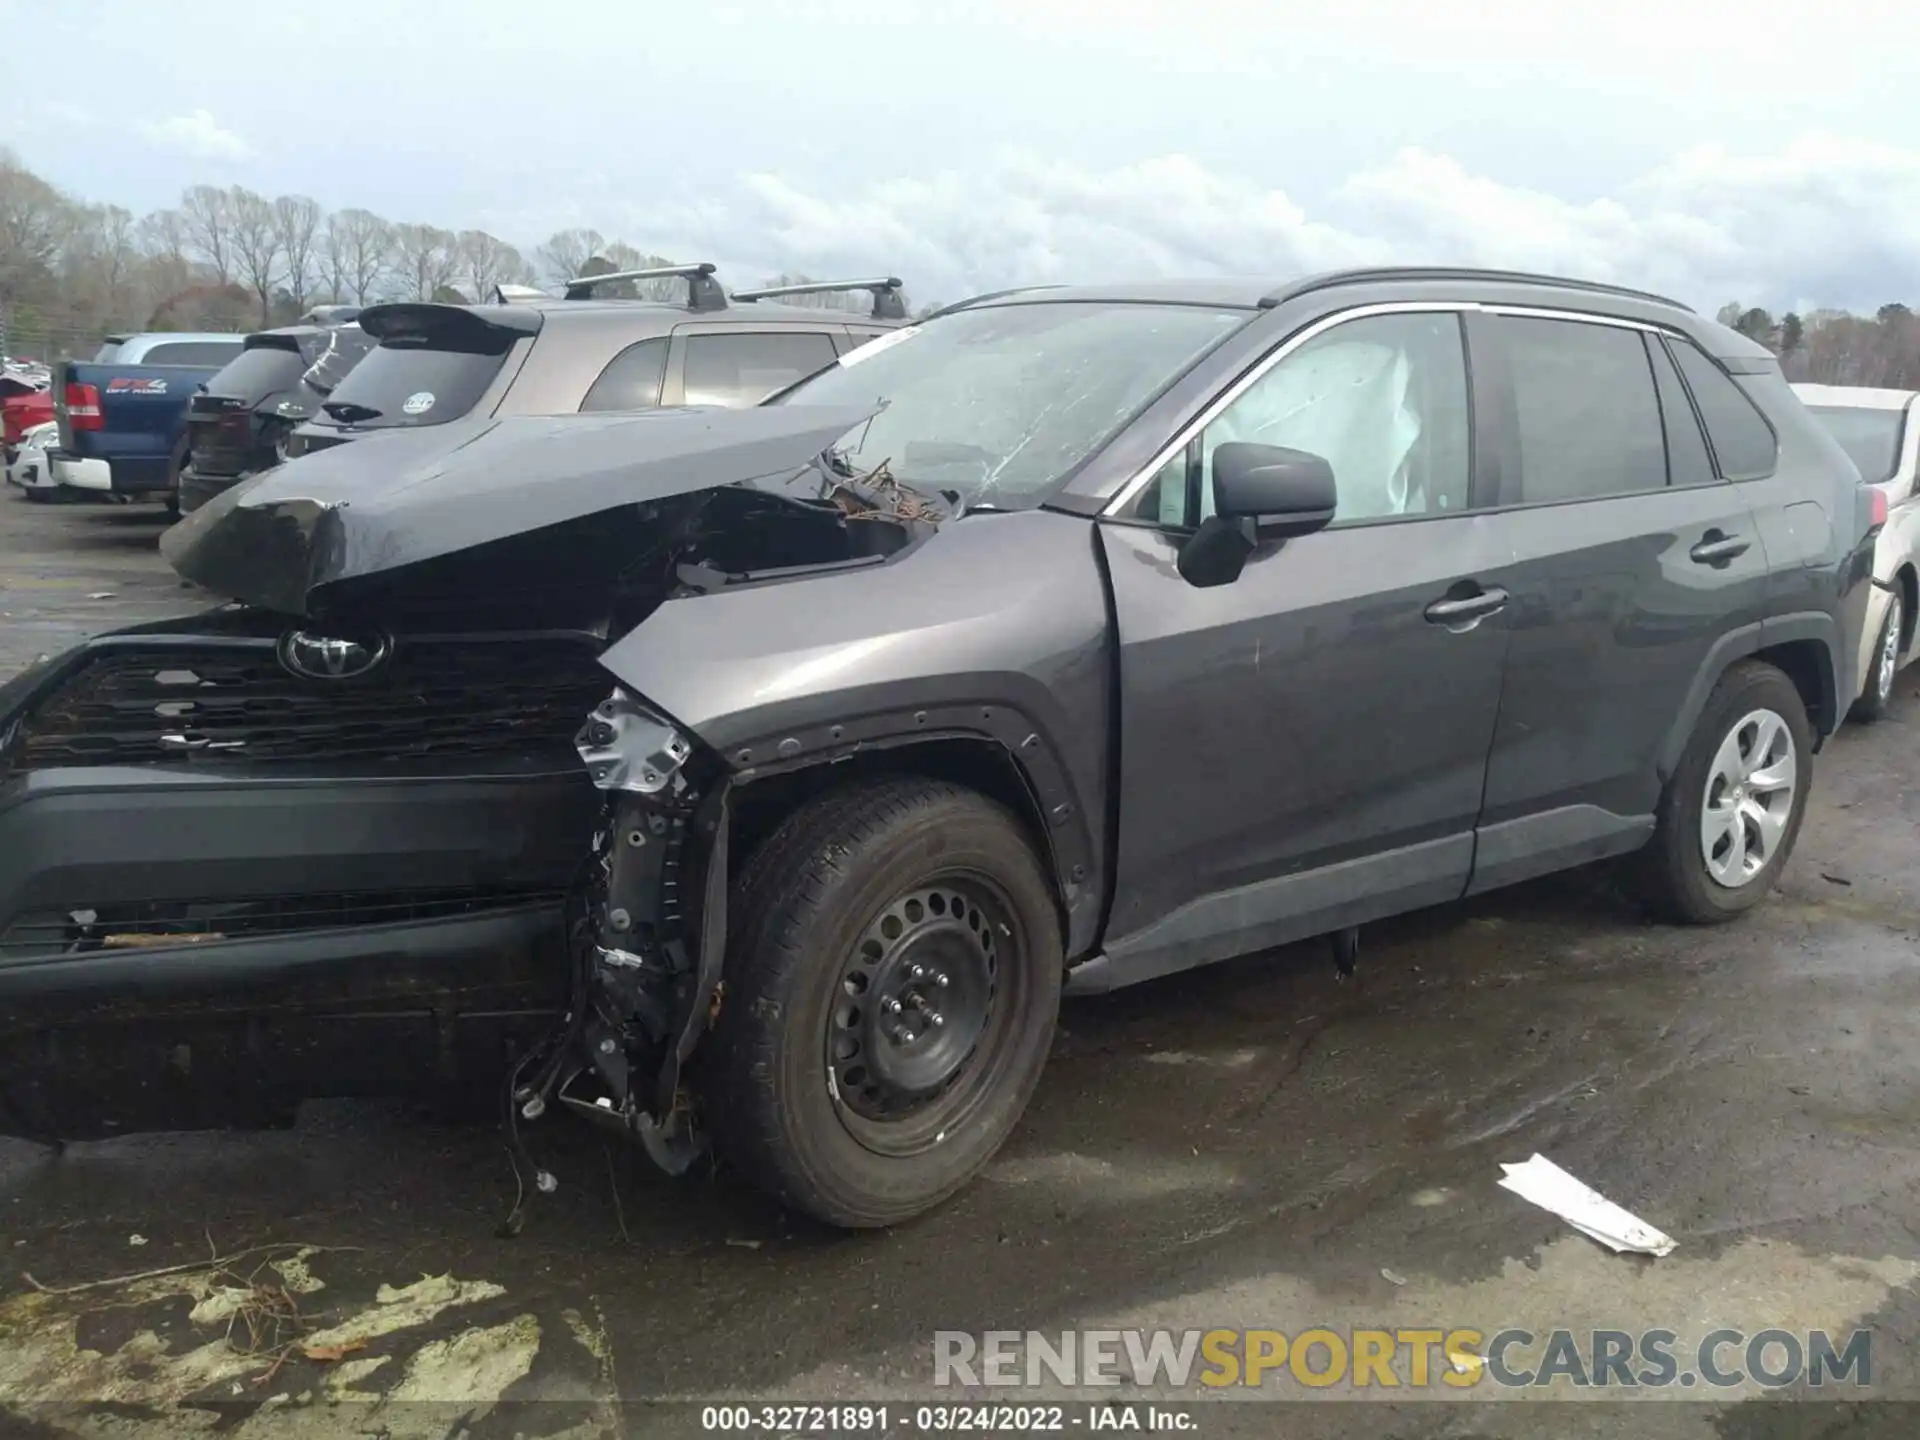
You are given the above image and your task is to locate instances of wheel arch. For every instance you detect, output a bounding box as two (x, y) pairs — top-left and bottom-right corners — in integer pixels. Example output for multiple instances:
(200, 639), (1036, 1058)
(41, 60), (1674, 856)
(724, 723), (1096, 961)
(1657, 615), (1841, 783)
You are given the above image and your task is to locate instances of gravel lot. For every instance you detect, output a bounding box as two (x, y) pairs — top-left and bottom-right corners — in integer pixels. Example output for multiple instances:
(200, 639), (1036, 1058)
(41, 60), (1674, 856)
(3, 493), (1919, 1438)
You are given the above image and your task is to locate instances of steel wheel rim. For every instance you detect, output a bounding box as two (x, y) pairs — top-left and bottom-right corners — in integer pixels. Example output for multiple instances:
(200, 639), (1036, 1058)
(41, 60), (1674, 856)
(1699, 707), (1798, 890)
(1879, 597), (1902, 703)
(826, 873), (1021, 1158)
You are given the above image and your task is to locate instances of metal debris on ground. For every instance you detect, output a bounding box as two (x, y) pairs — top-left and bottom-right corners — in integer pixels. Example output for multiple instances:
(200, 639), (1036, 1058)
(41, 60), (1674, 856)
(1497, 1153), (1677, 1257)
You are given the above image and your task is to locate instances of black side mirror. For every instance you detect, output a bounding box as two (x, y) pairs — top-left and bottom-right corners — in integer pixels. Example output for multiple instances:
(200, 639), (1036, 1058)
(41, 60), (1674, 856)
(1177, 442), (1337, 588)
(1211, 442), (1338, 539)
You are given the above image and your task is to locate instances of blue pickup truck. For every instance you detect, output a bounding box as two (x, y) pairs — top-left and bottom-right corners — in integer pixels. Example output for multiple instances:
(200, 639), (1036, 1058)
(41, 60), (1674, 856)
(52, 333), (246, 508)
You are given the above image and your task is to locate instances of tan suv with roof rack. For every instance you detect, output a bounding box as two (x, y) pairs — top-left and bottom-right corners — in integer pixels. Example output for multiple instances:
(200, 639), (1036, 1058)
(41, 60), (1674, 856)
(285, 264), (907, 459)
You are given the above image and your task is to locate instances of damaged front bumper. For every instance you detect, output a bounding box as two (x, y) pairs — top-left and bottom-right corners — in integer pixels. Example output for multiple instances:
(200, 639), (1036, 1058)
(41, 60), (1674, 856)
(510, 691), (732, 1175)
(0, 621), (605, 1139)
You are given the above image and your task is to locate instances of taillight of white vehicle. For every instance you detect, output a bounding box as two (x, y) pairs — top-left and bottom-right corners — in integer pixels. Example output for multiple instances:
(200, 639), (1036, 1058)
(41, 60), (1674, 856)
(64, 382), (103, 430)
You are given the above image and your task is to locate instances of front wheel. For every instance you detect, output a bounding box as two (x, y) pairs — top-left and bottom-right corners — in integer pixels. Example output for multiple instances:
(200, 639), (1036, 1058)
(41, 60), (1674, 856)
(1629, 660), (1812, 923)
(703, 778), (1063, 1228)
(1850, 591), (1904, 723)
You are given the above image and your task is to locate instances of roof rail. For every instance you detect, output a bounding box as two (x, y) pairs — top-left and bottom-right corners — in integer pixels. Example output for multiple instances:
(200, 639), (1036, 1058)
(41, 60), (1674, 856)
(1259, 267), (1694, 314)
(915, 284), (1066, 324)
(732, 276), (908, 321)
(563, 262), (727, 312)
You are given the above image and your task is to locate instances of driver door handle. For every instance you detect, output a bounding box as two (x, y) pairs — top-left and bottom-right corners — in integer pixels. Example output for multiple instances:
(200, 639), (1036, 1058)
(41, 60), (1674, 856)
(1690, 534), (1750, 565)
(1424, 585), (1510, 625)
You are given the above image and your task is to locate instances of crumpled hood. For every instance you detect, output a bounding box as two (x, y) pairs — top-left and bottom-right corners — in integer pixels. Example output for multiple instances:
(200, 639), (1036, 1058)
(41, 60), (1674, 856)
(160, 403), (880, 616)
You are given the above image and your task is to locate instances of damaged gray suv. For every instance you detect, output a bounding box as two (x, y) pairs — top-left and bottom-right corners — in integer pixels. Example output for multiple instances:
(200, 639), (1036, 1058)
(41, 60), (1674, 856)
(0, 268), (1877, 1228)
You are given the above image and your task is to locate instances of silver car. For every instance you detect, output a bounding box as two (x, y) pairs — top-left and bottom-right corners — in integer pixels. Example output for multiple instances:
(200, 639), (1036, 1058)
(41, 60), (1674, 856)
(1794, 383), (1920, 720)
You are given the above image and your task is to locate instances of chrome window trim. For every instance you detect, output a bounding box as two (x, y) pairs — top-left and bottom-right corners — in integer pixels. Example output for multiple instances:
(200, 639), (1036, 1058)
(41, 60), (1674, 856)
(1100, 299), (1686, 517)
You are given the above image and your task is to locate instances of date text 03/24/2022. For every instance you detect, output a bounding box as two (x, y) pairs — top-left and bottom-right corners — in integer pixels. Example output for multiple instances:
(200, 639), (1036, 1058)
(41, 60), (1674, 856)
(699, 1403), (1197, 1432)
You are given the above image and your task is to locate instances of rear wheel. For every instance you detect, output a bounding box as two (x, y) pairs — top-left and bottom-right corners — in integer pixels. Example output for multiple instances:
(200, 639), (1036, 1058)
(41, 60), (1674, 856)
(1850, 591), (1903, 723)
(1629, 660), (1812, 923)
(703, 778), (1062, 1228)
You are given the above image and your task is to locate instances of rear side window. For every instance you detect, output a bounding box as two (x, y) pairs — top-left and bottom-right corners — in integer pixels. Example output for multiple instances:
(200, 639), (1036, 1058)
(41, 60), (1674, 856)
(579, 337), (668, 412)
(1805, 405), (1907, 485)
(684, 332), (839, 407)
(320, 332), (514, 428)
(1502, 317), (1665, 505)
(1646, 338), (1717, 489)
(1667, 340), (1778, 480)
(143, 341), (244, 366)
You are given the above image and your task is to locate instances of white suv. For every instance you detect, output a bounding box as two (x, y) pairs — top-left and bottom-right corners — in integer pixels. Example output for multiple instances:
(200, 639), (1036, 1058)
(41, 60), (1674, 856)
(1795, 383), (1920, 720)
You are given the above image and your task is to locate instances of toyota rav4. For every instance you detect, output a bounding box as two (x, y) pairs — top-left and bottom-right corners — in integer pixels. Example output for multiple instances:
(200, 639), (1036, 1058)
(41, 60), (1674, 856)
(0, 268), (1876, 1228)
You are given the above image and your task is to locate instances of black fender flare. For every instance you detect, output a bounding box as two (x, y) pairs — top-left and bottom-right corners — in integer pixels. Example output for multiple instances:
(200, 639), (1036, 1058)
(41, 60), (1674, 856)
(1655, 614), (1840, 782)
(720, 702), (1103, 960)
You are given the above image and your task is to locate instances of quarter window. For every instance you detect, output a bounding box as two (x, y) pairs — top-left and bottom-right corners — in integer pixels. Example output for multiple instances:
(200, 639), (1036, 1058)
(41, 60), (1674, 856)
(1503, 317), (1665, 504)
(1667, 339), (1778, 480)
(683, 332), (839, 407)
(579, 337), (668, 412)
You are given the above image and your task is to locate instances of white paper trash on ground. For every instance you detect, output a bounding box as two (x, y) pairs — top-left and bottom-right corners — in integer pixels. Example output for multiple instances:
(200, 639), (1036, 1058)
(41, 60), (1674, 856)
(1497, 1154), (1677, 1257)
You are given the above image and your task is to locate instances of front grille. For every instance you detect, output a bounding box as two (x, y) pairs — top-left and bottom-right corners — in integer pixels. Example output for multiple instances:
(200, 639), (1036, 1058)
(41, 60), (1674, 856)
(12, 637), (611, 770)
(0, 885), (566, 959)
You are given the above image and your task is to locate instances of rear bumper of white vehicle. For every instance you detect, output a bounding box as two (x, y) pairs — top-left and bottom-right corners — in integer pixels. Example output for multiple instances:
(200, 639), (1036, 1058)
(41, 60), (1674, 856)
(5, 440), (60, 493)
(49, 448), (112, 493)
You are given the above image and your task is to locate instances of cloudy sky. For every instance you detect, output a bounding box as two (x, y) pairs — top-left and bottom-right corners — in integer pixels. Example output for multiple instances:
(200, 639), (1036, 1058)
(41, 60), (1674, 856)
(7, 0), (1920, 312)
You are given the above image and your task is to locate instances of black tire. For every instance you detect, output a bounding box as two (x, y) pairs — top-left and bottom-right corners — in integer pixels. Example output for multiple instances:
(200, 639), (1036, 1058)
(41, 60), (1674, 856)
(1849, 591), (1903, 723)
(702, 778), (1063, 1228)
(162, 436), (187, 518)
(1629, 660), (1813, 924)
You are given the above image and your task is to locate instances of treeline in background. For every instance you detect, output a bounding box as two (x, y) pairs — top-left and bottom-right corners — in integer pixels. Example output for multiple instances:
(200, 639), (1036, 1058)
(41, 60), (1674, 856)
(5, 147), (1914, 383)
(1717, 303), (1920, 388)
(0, 148), (887, 359)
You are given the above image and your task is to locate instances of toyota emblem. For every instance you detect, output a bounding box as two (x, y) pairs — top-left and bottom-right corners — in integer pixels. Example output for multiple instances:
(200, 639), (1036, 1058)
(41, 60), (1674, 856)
(277, 628), (392, 681)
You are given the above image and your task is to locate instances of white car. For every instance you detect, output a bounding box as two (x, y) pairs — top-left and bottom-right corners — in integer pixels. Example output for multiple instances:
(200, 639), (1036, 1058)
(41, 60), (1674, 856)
(1794, 383), (1920, 720)
(3, 420), (113, 501)
(4, 420), (62, 498)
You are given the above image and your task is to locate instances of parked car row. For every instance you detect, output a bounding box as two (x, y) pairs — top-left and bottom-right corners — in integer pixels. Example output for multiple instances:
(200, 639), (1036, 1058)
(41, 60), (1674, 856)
(0, 264), (1893, 1231)
(8, 267), (909, 514)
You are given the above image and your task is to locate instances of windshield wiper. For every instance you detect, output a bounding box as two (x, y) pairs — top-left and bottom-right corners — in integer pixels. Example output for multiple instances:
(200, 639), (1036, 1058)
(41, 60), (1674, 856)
(321, 400), (383, 424)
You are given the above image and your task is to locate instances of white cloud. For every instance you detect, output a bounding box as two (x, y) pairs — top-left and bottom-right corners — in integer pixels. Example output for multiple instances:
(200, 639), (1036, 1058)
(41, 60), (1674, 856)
(549, 134), (1920, 315)
(138, 110), (253, 162)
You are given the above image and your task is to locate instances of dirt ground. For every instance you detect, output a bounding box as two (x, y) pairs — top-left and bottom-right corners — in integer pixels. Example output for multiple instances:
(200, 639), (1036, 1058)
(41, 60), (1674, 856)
(3, 493), (1919, 1438)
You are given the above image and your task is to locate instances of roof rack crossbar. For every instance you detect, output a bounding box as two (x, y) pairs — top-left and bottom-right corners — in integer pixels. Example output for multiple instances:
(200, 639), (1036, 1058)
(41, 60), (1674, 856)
(732, 276), (908, 321)
(1258, 267), (1694, 314)
(563, 262), (727, 311)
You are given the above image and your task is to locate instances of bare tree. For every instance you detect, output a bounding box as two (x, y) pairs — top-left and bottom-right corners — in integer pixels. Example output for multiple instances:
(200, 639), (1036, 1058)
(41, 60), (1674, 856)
(0, 149), (71, 306)
(273, 195), (324, 313)
(456, 229), (532, 302)
(229, 186), (283, 325)
(536, 227), (607, 287)
(138, 207), (191, 268)
(592, 241), (691, 301)
(179, 184), (235, 285)
(321, 208), (393, 305)
(392, 222), (460, 301)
